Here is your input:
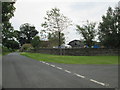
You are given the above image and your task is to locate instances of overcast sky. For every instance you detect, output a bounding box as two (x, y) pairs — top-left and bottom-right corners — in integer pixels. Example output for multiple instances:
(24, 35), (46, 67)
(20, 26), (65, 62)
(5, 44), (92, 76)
(10, 0), (119, 44)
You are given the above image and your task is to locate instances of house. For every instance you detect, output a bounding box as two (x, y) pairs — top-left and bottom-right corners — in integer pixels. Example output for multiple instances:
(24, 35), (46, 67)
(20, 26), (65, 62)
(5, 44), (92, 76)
(68, 40), (84, 48)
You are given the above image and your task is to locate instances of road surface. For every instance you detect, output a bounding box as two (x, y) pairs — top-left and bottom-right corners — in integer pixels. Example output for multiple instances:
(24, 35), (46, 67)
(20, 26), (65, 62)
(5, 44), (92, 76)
(2, 52), (118, 88)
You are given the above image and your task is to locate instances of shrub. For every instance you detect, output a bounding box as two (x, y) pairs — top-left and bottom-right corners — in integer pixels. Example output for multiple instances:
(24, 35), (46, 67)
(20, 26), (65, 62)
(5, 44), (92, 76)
(2, 46), (10, 52)
(31, 36), (40, 49)
(20, 44), (33, 52)
(3, 40), (20, 50)
(2, 46), (13, 55)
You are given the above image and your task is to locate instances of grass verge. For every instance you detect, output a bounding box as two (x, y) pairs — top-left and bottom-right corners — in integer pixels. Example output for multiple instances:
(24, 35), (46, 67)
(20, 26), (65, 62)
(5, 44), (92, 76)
(2, 52), (11, 55)
(21, 52), (118, 64)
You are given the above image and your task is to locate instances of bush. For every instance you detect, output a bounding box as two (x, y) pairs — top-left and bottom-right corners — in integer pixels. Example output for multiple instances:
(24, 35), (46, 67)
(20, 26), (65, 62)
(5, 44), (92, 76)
(2, 46), (13, 55)
(31, 36), (40, 49)
(2, 46), (10, 52)
(20, 44), (33, 52)
(3, 40), (20, 50)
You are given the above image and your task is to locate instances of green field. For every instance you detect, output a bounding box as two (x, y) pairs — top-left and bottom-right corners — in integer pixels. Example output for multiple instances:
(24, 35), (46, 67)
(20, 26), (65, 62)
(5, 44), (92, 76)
(21, 52), (118, 64)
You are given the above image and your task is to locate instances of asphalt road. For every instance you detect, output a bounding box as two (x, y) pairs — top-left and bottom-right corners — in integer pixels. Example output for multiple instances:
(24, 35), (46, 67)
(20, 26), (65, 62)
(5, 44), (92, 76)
(2, 52), (118, 88)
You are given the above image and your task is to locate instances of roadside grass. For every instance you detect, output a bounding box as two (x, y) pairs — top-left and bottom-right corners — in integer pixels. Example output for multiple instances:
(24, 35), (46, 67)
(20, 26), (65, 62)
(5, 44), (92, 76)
(2, 52), (11, 55)
(2, 46), (13, 56)
(21, 52), (118, 64)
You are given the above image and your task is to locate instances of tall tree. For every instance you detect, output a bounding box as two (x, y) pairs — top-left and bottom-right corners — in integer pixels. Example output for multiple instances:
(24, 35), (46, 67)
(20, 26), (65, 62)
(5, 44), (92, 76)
(2, 2), (19, 49)
(76, 21), (97, 47)
(18, 23), (38, 46)
(98, 7), (120, 48)
(41, 7), (72, 48)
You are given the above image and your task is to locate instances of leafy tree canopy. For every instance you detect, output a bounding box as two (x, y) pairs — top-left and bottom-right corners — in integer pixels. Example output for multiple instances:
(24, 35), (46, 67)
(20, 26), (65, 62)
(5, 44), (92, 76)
(2, 2), (18, 49)
(31, 36), (40, 49)
(41, 7), (72, 47)
(17, 23), (38, 46)
(98, 6), (120, 48)
(76, 21), (97, 47)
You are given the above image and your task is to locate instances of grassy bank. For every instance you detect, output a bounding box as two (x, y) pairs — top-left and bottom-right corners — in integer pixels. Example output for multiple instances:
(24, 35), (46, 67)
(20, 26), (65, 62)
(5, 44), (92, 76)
(21, 52), (118, 64)
(2, 52), (11, 55)
(2, 46), (14, 56)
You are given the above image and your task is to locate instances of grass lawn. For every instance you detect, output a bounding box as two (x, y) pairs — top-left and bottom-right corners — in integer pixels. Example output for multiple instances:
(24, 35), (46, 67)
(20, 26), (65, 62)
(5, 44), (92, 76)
(21, 52), (118, 64)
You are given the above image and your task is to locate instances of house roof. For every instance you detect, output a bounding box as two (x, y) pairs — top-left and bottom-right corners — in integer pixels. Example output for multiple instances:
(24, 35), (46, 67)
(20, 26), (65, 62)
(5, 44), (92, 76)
(68, 40), (81, 45)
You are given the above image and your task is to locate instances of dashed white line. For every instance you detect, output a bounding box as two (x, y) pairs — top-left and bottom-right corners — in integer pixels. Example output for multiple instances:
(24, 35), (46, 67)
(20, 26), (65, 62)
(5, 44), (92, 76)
(90, 79), (106, 86)
(64, 70), (71, 73)
(39, 61), (109, 87)
(45, 63), (50, 65)
(74, 73), (85, 78)
(42, 62), (45, 63)
(50, 65), (55, 67)
(56, 67), (62, 70)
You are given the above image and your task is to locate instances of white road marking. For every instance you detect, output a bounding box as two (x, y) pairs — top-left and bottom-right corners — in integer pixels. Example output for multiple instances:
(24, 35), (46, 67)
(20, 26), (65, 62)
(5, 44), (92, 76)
(45, 63), (50, 65)
(90, 79), (106, 86)
(39, 61), (109, 87)
(50, 65), (55, 67)
(74, 73), (85, 78)
(56, 67), (62, 70)
(42, 61), (45, 63)
(64, 70), (71, 73)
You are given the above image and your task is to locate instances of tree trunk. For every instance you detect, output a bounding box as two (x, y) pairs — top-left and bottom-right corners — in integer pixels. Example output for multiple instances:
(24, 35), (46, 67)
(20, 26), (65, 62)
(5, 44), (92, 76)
(58, 31), (61, 48)
(58, 31), (62, 55)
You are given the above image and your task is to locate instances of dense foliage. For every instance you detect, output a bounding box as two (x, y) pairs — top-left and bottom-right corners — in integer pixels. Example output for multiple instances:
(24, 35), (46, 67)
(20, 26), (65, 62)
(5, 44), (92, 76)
(76, 21), (97, 47)
(2, 2), (19, 49)
(2, 2), (19, 50)
(16, 23), (38, 46)
(31, 36), (40, 49)
(98, 7), (120, 48)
